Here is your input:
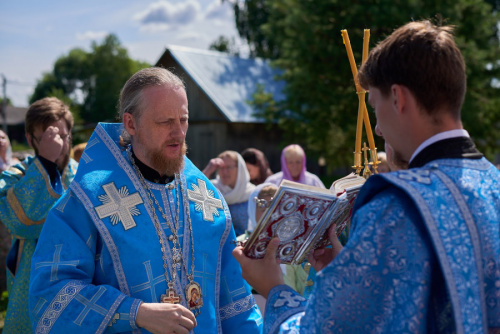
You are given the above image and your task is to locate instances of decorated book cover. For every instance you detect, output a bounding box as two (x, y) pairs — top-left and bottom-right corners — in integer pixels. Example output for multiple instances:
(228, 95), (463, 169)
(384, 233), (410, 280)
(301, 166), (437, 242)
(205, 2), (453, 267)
(243, 176), (364, 265)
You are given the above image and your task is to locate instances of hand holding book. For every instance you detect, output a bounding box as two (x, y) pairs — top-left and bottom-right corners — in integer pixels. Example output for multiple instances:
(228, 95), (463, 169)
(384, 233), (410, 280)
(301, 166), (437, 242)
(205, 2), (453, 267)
(243, 173), (365, 265)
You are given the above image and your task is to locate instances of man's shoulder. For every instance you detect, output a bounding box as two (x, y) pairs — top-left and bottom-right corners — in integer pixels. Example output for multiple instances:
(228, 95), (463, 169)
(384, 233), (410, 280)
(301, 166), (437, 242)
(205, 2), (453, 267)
(353, 171), (421, 217)
(182, 156), (215, 185)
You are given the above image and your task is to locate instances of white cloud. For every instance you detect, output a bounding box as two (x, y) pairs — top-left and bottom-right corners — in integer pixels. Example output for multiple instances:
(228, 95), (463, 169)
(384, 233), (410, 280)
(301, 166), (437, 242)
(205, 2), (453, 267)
(178, 31), (201, 41)
(76, 30), (109, 41)
(134, 0), (201, 32)
(205, 0), (233, 22)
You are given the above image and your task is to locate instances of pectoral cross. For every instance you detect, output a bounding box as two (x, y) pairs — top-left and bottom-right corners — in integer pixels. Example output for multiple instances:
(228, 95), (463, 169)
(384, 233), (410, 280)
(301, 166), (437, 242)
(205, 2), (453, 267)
(161, 282), (181, 304)
(108, 313), (119, 327)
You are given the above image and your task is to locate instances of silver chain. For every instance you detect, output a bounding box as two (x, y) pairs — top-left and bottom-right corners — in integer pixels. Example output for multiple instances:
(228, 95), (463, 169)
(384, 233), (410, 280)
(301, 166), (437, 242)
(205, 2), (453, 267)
(128, 148), (196, 288)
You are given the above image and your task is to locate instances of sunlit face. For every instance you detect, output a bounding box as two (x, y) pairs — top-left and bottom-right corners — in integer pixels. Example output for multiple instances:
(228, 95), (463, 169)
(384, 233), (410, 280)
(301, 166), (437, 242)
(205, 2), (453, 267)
(127, 84), (189, 176)
(245, 162), (259, 181)
(285, 152), (303, 180)
(218, 156), (238, 188)
(0, 130), (8, 156)
(31, 119), (71, 171)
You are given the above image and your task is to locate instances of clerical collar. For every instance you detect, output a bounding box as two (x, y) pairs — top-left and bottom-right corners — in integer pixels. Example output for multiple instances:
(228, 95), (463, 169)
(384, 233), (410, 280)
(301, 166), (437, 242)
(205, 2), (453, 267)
(410, 129), (469, 163)
(130, 150), (174, 184)
(409, 136), (483, 169)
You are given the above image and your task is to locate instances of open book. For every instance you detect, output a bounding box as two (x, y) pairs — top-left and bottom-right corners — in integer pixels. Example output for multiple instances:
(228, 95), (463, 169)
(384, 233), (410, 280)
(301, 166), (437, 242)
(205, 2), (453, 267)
(243, 173), (365, 265)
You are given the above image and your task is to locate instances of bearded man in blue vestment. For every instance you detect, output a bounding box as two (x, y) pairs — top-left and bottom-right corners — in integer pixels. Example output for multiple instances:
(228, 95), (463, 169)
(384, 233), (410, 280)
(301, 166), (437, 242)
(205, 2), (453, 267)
(234, 20), (500, 333)
(28, 67), (263, 333)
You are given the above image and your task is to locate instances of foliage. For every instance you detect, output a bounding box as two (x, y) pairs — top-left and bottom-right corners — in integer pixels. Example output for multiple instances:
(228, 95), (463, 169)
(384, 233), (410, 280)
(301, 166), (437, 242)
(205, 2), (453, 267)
(209, 36), (241, 56)
(30, 35), (150, 124)
(233, 0), (500, 168)
(0, 290), (7, 321)
(0, 98), (12, 106)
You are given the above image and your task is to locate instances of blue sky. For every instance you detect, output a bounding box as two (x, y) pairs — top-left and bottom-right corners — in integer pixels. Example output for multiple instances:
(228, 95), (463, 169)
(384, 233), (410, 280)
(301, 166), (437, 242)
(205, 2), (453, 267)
(0, 0), (244, 107)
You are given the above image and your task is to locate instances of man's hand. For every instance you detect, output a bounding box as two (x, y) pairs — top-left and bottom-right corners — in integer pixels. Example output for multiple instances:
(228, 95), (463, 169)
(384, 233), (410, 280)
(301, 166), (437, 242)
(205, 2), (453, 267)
(232, 237), (284, 298)
(202, 157), (224, 178)
(37, 126), (64, 163)
(135, 302), (197, 334)
(307, 224), (343, 272)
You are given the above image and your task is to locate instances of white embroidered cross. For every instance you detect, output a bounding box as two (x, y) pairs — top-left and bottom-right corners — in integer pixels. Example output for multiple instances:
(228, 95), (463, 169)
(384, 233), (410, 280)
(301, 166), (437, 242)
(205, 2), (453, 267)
(187, 179), (223, 222)
(398, 170), (432, 184)
(95, 183), (143, 230)
(273, 291), (306, 308)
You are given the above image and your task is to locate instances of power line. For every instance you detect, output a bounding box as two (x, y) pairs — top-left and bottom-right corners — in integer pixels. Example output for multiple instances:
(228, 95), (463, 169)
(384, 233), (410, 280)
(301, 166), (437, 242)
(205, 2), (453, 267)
(6, 79), (36, 87)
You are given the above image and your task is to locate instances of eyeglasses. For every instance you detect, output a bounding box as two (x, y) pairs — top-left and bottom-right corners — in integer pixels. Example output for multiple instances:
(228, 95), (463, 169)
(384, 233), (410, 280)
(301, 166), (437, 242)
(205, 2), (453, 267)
(219, 165), (237, 171)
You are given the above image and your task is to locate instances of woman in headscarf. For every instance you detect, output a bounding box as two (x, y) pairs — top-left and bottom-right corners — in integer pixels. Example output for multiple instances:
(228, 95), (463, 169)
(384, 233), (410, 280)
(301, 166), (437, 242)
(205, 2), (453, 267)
(203, 150), (255, 236)
(241, 148), (272, 185)
(0, 130), (19, 172)
(265, 144), (325, 188)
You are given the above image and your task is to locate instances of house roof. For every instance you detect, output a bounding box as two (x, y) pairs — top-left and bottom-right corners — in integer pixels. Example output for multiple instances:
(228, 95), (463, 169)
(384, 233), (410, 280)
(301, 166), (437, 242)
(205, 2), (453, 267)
(0, 105), (28, 125)
(158, 45), (286, 123)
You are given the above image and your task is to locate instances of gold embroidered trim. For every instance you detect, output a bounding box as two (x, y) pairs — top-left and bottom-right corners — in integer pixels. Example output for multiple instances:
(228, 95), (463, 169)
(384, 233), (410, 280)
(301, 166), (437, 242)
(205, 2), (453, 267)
(6, 188), (46, 226)
(34, 158), (60, 198)
(7, 165), (25, 176)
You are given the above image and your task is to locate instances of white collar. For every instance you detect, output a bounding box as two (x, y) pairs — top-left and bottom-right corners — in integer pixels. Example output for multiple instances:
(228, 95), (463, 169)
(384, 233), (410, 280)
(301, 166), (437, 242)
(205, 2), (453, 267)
(409, 129), (470, 164)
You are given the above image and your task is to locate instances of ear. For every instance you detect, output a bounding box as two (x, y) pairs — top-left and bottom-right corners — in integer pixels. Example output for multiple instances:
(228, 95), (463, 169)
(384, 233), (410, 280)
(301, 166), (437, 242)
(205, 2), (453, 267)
(390, 84), (407, 115)
(123, 113), (137, 136)
(25, 133), (34, 149)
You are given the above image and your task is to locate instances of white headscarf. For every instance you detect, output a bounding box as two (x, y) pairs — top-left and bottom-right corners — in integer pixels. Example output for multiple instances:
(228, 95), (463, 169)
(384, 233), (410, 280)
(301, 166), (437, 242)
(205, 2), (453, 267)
(246, 182), (276, 233)
(212, 152), (255, 205)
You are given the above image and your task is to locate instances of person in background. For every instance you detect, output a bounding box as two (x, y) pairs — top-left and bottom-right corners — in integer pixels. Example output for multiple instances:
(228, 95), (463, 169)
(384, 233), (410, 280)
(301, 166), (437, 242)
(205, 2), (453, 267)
(0, 97), (78, 333)
(0, 130), (19, 172)
(72, 141), (87, 163)
(234, 20), (500, 333)
(374, 151), (390, 173)
(241, 148), (273, 185)
(0, 129), (19, 294)
(203, 150), (256, 236)
(265, 144), (325, 188)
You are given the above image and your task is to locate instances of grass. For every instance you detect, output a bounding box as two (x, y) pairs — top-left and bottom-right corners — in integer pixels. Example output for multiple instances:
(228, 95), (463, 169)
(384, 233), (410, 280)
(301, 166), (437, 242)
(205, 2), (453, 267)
(0, 290), (7, 331)
(10, 140), (31, 152)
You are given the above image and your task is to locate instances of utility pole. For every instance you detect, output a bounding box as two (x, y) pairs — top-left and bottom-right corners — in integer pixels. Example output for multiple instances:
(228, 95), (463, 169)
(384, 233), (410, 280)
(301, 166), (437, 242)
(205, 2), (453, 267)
(1, 75), (7, 135)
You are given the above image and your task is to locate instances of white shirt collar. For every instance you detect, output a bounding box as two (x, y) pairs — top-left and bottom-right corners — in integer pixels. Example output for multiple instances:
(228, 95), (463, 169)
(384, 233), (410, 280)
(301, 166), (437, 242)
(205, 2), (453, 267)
(409, 129), (470, 164)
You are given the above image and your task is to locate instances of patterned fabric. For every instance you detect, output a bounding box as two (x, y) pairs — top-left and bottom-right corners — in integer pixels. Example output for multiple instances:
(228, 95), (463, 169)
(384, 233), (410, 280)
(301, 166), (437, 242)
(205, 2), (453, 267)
(264, 157), (500, 334)
(28, 123), (263, 333)
(0, 156), (78, 333)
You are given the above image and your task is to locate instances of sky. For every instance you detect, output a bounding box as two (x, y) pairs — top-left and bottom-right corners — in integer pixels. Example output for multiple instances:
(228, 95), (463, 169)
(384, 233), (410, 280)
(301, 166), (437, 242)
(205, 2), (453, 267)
(0, 0), (245, 107)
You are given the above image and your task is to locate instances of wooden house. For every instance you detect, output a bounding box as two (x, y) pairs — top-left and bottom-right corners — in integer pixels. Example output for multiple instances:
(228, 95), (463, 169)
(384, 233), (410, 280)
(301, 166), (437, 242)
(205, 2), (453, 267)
(155, 45), (286, 173)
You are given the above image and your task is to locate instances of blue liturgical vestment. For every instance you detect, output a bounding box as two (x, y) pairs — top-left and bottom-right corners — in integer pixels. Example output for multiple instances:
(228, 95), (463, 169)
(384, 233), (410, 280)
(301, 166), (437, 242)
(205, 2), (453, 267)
(0, 156), (78, 333)
(263, 137), (500, 333)
(28, 123), (263, 333)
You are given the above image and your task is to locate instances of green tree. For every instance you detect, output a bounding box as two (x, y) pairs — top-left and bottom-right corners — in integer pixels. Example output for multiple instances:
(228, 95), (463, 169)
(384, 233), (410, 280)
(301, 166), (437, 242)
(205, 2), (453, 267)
(30, 34), (150, 124)
(234, 0), (500, 168)
(209, 36), (241, 56)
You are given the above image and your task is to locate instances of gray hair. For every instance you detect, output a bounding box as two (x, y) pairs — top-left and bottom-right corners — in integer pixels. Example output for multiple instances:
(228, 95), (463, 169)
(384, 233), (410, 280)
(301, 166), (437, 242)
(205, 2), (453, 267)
(117, 67), (185, 121)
